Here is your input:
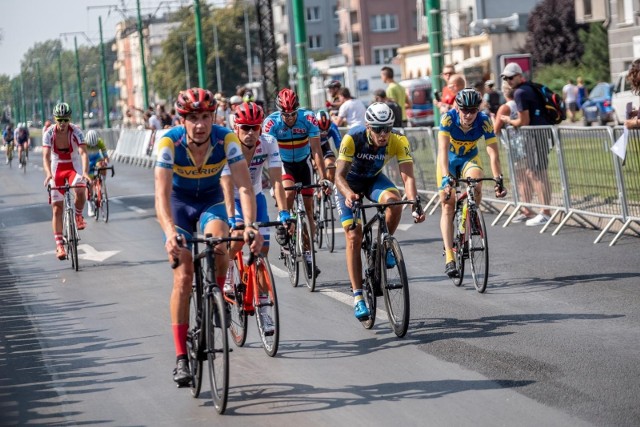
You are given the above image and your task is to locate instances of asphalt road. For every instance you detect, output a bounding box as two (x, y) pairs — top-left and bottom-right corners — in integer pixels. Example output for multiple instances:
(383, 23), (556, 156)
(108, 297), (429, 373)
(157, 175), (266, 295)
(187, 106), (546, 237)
(0, 159), (638, 427)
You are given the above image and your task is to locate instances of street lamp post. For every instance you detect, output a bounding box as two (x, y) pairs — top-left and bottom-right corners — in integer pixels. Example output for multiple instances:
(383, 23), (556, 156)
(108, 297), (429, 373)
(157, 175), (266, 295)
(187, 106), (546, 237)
(136, 0), (150, 110)
(57, 49), (65, 102)
(213, 23), (222, 93)
(99, 16), (112, 128)
(193, 0), (207, 88)
(74, 36), (86, 129)
(36, 61), (46, 125)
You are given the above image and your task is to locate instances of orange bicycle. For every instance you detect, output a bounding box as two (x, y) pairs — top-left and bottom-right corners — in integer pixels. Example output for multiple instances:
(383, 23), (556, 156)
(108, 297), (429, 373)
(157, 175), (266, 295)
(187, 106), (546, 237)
(90, 165), (115, 222)
(225, 221), (282, 357)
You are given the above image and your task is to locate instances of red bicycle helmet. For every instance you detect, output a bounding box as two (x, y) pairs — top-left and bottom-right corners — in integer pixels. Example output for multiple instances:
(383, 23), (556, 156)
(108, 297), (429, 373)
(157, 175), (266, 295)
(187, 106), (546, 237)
(276, 88), (299, 113)
(234, 102), (264, 125)
(315, 110), (331, 131)
(175, 87), (217, 116)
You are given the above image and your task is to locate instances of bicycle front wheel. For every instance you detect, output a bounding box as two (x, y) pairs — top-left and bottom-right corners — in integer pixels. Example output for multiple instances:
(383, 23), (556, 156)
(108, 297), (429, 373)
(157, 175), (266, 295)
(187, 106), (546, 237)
(382, 237), (410, 337)
(187, 286), (203, 397)
(100, 180), (109, 222)
(298, 214), (317, 292)
(206, 286), (229, 414)
(451, 210), (466, 287)
(313, 194), (323, 249)
(228, 258), (248, 347)
(323, 193), (335, 253)
(66, 208), (79, 271)
(254, 257), (280, 357)
(20, 151), (26, 173)
(468, 208), (489, 293)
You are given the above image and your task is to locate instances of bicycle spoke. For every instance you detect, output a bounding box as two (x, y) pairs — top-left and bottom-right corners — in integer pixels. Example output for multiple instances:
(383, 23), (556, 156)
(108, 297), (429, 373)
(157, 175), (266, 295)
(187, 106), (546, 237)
(227, 259), (247, 347)
(469, 209), (489, 293)
(299, 215), (317, 292)
(382, 237), (410, 337)
(255, 258), (279, 357)
(206, 287), (229, 414)
(187, 287), (203, 397)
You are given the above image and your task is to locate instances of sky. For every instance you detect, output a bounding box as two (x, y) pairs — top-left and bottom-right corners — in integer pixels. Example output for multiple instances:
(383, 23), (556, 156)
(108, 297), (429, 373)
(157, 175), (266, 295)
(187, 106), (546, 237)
(0, 0), (204, 77)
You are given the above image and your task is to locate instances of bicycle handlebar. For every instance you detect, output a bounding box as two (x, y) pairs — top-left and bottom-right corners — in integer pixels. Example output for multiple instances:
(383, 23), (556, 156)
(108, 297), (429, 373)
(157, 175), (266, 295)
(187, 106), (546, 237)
(444, 176), (502, 201)
(171, 232), (255, 269)
(348, 198), (418, 230)
(283, 182), (322, 192)
(96, 165), (115, 178)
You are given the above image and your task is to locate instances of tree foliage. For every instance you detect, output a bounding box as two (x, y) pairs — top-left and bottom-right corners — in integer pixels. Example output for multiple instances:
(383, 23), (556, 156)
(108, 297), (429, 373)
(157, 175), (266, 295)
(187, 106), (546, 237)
(578, 22), (610, 82)
(526, 0), (587, 66)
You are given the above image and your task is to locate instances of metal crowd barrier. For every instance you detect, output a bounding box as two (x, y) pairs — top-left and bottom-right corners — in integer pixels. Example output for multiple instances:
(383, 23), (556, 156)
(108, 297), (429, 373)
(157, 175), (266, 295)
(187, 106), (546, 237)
(112, 125), (639, 245)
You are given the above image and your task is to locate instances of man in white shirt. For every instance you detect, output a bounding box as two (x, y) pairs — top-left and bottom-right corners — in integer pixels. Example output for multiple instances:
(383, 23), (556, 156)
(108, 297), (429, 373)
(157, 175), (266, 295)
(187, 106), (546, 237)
(332, 87), (366, 128)
(562, 79), (579, 123)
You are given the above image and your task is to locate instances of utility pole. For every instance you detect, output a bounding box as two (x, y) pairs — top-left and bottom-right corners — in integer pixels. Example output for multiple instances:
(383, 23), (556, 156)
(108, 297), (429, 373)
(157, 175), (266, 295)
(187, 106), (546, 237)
(74, 36), (85, 129)
(426, 0), (444, 125)
(57, 50), (64, 102)
(136, 0), (149, 109)
(213, 23), (222, 93)
(99, 16), (111, 128)
(193, 0), (207, 88)
(291, 0), (310, 108)
(244, 3), (253, 83)
(36, 61), (46, 125)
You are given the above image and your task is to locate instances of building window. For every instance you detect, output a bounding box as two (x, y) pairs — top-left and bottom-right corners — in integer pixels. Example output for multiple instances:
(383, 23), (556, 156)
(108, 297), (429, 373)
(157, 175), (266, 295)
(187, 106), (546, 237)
(372, 46), (398, 64)
(371, 14), (398, 32)
(583, 0), (592, 16)
(307, 6), (320, 22)
(283, 33), (288, 46)
(308, 35), (322, 50)
(335, 33), (341, 48)
(333, 5), (339, 20)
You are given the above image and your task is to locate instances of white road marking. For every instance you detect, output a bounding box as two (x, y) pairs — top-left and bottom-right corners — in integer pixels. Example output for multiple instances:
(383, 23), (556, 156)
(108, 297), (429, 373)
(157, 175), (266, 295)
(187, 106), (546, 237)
(16, 244), (119, 262)
(128, 206), (146, 214)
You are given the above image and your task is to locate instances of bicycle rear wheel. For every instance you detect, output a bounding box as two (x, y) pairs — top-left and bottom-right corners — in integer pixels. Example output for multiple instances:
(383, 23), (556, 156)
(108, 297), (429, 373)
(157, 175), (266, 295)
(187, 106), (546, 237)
(468, 208), (489, 293)
(382, 237), (410, 337)
(20, 151), (26, 173)
(99, 180), (109, 222)
(298, 214), (317, 292)
(255, 257), (279, 357)
(187, 285), (204, 397)
(323, 193), (335, 253)
(282, 239), (299, 287)
(228, 258), (248, 347)
(206, 286), (229, 414)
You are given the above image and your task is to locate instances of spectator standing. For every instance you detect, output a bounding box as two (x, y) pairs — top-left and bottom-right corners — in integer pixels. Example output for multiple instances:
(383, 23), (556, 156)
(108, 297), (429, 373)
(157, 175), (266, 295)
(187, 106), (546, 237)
(333, 87), (366, 129)
(227, 95), (244, 129)
(436, 64), (456, 109)
(562, 79), (579, 122)
(623, 59), (640, 129)
(483, 80), (505, 118)
(494, 83), (535, 223)
(381, 66), (411, 126)
(576, 76), (588, 110)
(158, 105), (173, 128)
(325, 80), (343, 114)
(499, 62), (553, 226)
(440, 74), (466, 114)
(373, 89), (403, 128)
(148, 109), (162, 130)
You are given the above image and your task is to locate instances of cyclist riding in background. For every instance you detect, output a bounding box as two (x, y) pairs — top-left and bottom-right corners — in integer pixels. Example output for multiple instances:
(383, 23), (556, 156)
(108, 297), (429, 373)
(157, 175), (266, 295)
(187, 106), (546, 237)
(262, 88), (326, 278)
(154, 87), (263, 387)
(221, 102), (289, 333)
(315, 109), (342, 183)
(437, 88), (507, 279)
(3, 123), (14, 164)
(84, 130), (110, 217)
(334, 102), (425, 321)
(15, 122), (31, 167)
(42, 102), (90, 260)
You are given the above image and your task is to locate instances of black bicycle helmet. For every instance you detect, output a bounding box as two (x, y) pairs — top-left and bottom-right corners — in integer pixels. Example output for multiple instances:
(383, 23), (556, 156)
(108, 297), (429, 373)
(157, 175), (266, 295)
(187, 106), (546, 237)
(455, 88), (482, 109)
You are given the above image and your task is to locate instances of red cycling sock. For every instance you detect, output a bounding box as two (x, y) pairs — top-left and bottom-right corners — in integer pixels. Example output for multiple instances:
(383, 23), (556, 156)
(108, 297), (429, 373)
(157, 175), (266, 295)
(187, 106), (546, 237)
(172, 324), (189, 357)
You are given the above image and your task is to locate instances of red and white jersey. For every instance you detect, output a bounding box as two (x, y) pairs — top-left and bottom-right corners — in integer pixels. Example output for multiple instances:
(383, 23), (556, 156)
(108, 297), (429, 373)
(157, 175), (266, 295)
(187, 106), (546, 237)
(42, 124), (85, 171)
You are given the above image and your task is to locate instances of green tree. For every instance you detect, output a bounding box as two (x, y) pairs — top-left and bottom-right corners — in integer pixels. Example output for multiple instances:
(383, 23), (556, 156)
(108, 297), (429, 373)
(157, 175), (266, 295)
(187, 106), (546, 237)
(578, 22), (610, 82)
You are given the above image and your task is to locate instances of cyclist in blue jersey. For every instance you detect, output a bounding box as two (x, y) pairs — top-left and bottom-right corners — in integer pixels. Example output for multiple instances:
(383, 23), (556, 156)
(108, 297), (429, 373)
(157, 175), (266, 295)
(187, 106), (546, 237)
(315, 109), (341, 183)
(15, 123), (30, 168)
(335, 102), (425, 321)
(154, 87), (263, 387)
(263, 88), (326, 278)
(438, 88), (507, 278)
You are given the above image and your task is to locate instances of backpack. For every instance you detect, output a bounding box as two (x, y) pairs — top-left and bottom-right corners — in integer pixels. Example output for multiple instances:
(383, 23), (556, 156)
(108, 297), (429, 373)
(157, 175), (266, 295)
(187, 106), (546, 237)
(525, 82), (566, 125)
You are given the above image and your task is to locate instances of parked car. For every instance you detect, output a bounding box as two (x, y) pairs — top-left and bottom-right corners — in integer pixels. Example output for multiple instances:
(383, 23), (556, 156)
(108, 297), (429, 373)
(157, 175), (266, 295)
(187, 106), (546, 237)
(612, 71), (636, 124)
(399, 78), (434, 127)
(581, 82), (618, 126)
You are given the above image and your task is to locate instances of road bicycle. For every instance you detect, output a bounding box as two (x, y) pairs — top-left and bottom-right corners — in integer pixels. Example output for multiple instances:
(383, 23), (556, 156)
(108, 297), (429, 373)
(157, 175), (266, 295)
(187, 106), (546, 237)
(175, 233), (245, 414)
(225, 221), (282, 357)
(280, 182), (322, 292)
(18, 146), (27, 173)
(313, 180), (336, 253)
(448, 177), (498, 293)
(351, 197), (420, 337)
(48, 182), (85, 271)
(6, 142), (14, 168)
(89, 165), (115, 222)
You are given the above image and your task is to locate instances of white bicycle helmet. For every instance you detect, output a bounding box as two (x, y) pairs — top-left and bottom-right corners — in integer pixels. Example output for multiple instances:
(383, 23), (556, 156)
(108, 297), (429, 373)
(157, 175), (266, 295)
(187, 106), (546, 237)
(85, 130), (99, 147)
(365, 102), (394, 126)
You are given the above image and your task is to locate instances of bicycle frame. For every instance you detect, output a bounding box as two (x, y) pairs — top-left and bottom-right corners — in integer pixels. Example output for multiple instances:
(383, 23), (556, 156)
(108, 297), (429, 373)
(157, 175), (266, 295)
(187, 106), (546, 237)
(49, 182), (85, 271)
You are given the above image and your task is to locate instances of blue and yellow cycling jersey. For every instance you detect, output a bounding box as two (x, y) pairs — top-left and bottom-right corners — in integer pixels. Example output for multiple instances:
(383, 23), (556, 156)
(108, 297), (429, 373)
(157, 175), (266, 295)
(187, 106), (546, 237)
(338, 125), (413, 180)
(439, 109), (497, 158)
(262, 109), (320, 163)
(155, 125), (245, 198)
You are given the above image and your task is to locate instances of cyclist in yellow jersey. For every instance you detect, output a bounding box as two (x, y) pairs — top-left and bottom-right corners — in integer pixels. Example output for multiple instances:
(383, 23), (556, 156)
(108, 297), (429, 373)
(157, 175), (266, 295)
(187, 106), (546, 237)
(335, 102), (425, 321)
(438, 88), (507, 278)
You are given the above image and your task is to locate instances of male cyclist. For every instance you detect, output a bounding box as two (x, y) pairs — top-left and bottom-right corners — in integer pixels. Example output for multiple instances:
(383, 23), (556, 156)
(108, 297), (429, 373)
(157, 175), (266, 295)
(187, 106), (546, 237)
(42, 103), (90, 260)
(3, 123), (14, 164)
(262, 88), (326, 278)
(315, 109), (342, 183)
(335, 102), (425, 321)
(84, 130), (110, 217)
(15, 123), (31, 168)
(438, 88), (507, 278)
(221, 102), (289, 334)
(154, 87), (263, 387)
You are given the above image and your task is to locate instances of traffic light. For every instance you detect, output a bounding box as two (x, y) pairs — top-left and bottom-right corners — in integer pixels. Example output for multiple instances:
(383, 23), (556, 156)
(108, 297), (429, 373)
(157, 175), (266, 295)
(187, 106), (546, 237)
(90, 89), (97, 97)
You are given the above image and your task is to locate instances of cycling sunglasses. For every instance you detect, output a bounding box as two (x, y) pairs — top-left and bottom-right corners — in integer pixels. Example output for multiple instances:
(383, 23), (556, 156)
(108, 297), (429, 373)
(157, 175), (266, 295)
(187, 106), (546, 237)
(459, 108), (478, 115)
(370, 125), (392, 134)
(281, 110), (298, 119)
(55, 118), (70, 123)
(238, 124), (261, 132)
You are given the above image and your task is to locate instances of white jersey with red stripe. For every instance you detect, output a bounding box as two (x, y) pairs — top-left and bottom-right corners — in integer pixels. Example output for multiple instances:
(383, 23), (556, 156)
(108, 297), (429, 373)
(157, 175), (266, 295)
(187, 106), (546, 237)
(42, 124), (85, 174)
